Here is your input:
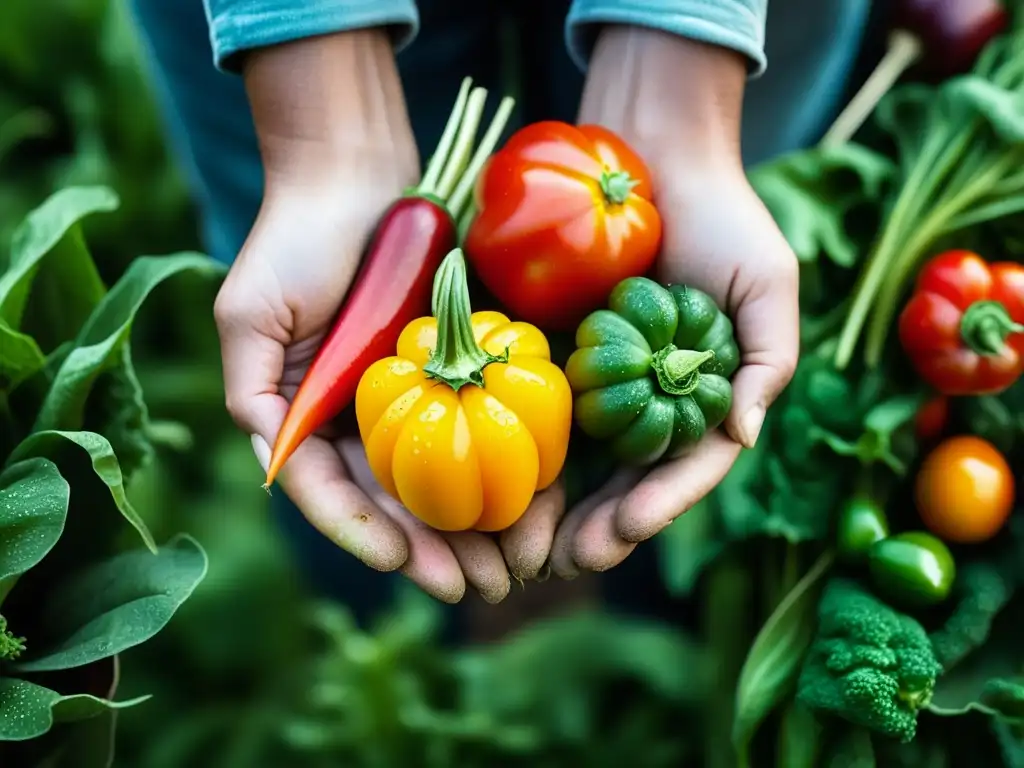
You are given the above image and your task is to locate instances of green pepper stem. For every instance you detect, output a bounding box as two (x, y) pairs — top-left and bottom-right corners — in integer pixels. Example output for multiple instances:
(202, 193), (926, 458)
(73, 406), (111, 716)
(418, 77), (472, 196)
(651, 345), (715, 396)
(423, 249), (506, 390)
(961, 300), (1024, 356)
(599, 170), (639, 205)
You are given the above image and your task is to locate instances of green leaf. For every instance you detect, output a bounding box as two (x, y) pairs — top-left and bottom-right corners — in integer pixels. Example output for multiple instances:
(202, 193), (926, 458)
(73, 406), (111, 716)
(0, 678), (60, 741)
(0, 318), (45, 389)
(944, 76), (1024, 144)
(749, 144), (895, 267)
(32, 253), (222, 433)
(732, 550), (834, 757)
(9, 430), (156, 553)
(0, 108), (52, 167)
(0, 677), (148, 743)
(0, 457), (69, 582)
(12, 534), (207, 672)
(0, 186), (115, 329)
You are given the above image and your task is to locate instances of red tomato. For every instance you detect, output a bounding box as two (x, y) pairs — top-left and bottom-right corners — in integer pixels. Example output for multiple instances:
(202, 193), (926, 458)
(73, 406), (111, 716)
(898, 250), (1024, 395)
(914, 435), (1014, 544)
(464, 121), (662, 331)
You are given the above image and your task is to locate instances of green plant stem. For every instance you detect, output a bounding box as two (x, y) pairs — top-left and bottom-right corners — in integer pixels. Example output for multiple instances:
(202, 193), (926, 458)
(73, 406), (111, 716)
(833, 127), (950, 370)
(704, 551), (753, 768)
(447, 95), (515, 222)
(422, 249), (505, 390)
(435, 88), (488, 203)
(417, 78), (472, 196)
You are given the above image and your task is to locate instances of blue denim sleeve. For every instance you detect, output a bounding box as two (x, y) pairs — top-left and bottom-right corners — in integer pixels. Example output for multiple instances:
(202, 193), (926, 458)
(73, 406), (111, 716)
(566, 0), (768, 76)
(202, 0), (420, 71)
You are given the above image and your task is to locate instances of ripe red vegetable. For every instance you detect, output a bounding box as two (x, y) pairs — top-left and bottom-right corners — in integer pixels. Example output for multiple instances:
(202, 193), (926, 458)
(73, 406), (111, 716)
(898, 250), (1024, 396)
(820, 0), (1006, 146)
(263, 78), (515, 488)
(464, 121), (662, 331)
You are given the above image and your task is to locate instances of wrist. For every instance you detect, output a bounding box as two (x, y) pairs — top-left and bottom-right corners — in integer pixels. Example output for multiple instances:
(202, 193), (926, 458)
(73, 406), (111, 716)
(242, 29), (416, 188)
(578, 25), (747, 172)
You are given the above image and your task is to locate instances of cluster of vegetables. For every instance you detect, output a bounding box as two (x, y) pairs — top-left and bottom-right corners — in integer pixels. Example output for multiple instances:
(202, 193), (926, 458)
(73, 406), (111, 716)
(262, 78), (736, 532)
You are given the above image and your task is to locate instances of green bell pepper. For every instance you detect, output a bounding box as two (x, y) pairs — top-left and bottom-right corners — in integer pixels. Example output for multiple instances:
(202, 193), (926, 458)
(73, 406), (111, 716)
(565, 277), (740, 466)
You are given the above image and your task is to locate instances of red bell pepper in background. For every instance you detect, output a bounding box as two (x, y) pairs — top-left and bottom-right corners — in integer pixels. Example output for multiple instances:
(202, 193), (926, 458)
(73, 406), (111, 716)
(898, 250), (1024, 396)
(263, 78), (514, 489)
(464, 121), (662, 332)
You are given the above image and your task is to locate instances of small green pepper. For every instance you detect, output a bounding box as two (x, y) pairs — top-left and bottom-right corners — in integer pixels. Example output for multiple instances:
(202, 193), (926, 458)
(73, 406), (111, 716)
(836, 496), (889, 564)
(565, 277), (739, 466)
(868, 532), (956, 608)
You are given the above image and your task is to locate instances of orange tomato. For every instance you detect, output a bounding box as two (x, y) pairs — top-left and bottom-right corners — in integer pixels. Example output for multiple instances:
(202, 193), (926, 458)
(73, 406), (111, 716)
(914, 435), (1014, 543)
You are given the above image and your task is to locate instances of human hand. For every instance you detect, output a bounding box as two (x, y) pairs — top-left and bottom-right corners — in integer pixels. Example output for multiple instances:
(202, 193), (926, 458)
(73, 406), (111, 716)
(214, 31), (559, 603)
(549, 28), (800, 577)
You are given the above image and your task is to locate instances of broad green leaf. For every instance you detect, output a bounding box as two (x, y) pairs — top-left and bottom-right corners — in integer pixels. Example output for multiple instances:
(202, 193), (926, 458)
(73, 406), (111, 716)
(0, 678), (60, 741)
(0, 457), (69, 582)
(0, 186), (115, 327)
(33, 253), (222, 433)
(12, 534), (207, 672)
(944, 76), (1024, 144)
(732, 550), (834, 758)
(0, 318), (46, 389)
(8, 430), (156, 553)
(749, 144), (894, 267)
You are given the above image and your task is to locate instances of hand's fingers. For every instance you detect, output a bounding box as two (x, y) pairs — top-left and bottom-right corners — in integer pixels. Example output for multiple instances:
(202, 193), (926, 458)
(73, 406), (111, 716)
(550, 468), (644, 579)
(213, 259), (292, 446)
(499, 478), (566, 581)
(572, 496), (637, 572)
(252, 432), (408, 571)
(725, 256), (799, 449)
(443, 532), (511, 604)
(338, 439), (466, 604)
(615, 431), (742, 543)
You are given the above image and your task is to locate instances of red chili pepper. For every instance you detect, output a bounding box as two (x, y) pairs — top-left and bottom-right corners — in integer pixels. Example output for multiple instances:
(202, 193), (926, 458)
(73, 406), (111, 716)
(263, 79), (515, 489)
(898, 250), (1024, 396)
(915, 395), (950, 442)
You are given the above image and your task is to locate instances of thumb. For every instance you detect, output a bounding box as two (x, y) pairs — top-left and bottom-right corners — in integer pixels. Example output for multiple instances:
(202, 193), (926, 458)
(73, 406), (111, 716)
(725, 265), (799, 449)
(213, 268), (291, 453)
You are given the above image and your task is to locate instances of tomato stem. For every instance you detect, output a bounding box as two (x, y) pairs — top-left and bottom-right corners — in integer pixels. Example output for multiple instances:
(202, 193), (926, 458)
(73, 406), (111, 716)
(599, 170), (639, 205)
(423, 249), (506, 391)
(652, 346), (715, 395)
(961, 300), (1024, 356)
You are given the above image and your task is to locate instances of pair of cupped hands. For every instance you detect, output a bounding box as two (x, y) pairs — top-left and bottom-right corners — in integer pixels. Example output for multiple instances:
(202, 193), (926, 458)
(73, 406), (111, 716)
(214, 27), (799, 604)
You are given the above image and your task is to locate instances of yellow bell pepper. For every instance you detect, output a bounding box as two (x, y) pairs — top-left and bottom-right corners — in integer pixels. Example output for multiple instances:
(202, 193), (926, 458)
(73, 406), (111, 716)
(355, 249), (572, 532)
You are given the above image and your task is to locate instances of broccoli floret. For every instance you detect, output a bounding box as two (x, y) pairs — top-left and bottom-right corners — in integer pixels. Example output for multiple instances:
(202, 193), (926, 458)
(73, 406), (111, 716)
(797, 578), (942, 743)
(930, 562), (1014, 671)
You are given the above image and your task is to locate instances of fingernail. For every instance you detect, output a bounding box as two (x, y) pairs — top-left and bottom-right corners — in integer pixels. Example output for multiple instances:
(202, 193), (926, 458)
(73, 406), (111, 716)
(250, 434), (271, 473)
(740, 406), (766, 449)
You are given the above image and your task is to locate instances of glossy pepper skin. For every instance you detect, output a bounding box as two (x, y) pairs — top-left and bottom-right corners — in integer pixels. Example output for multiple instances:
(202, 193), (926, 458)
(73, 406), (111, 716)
(464, 121), (662, 331)
(263, 78), (514, 488)
(899, 250), (1024, 396)
(565, 277), (739, 466)
(355, 249), (572, 533)
(868, 531), (956, 607)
